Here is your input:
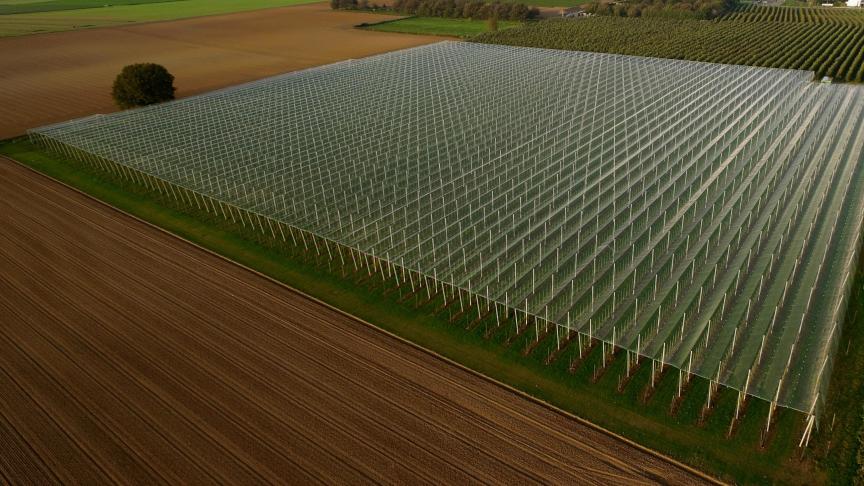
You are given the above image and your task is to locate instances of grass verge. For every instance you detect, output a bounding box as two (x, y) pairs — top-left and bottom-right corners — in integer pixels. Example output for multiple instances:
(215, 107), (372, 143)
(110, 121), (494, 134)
(808, 253), (864, 485)
(360, 16), (519, 37)
(3, 136), (863, 485)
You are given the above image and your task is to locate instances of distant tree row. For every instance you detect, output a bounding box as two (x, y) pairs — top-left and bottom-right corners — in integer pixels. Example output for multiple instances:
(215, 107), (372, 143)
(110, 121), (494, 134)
(331, 0), (387, 10)
(583, 0), (737, 20)
(332, 0), (539, 21)
(393, 0), (539, 21)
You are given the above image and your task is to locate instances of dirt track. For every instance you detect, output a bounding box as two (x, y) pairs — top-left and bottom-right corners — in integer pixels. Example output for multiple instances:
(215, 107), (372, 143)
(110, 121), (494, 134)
(0, 158), (714, 484)
(0, 3), (440, 140)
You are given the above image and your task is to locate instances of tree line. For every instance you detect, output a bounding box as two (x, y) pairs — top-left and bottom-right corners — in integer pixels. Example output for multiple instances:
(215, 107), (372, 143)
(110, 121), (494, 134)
(332, 0), (540, 21)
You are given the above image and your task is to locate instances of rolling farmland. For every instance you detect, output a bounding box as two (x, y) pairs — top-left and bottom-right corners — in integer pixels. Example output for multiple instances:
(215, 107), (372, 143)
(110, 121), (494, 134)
(0, 3), (440, 139)
(0, 0), (183, 16)
(475, 6), (864, 82)
(0, 158), (712, 485)
(0, 0), (320, 37)
(30, 39), (864, 444)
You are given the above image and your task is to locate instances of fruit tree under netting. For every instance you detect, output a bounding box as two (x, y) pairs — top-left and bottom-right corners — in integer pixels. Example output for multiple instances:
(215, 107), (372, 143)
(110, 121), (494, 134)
(30, 42), (864, 417)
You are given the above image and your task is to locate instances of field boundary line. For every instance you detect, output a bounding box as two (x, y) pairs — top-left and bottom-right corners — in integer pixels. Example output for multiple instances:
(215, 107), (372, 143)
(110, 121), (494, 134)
(355, 15), (418, 28)
(0, 0), (327, 39)
(1, 154), (726, 486)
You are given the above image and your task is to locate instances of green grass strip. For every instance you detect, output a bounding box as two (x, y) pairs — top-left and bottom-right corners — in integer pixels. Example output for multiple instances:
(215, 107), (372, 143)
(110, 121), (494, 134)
(361, 16), (520, 38)
(0, 0), (183, 16)
(0, 0), (320, 37)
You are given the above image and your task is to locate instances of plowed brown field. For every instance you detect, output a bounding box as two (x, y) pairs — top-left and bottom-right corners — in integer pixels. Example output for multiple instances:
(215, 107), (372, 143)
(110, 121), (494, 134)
(0, 3), (440, 140)
(0, 157), (714, 484)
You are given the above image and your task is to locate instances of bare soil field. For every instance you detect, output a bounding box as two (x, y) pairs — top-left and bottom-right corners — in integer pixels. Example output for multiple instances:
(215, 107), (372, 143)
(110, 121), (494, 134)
(0, 3), (441, 140)
(0, 157), (712, 485)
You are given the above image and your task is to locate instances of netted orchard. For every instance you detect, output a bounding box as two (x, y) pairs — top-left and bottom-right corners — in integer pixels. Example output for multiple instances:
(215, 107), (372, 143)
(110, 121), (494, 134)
(31, 43), (864, 441)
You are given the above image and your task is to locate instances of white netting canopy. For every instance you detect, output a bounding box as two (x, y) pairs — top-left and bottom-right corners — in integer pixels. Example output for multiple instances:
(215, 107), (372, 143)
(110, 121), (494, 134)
(31, 42), (864, 417)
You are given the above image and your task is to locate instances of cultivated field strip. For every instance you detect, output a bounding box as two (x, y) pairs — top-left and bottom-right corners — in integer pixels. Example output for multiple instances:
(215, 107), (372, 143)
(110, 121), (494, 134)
(725, 5), (864, 25)
(0, 3), (442, 139)
(476, 7), (864, 83)
(30, 42), (864, 418)
(0, 159), (711, 485)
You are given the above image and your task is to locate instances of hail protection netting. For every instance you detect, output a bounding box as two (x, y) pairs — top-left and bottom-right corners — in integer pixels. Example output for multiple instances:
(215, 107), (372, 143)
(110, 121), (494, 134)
(30, 42), (864, 418)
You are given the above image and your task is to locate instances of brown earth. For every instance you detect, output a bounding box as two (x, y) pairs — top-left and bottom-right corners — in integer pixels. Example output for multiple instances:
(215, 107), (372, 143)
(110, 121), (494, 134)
(0, 157), (714, 485)
(0, 3), (441, 140)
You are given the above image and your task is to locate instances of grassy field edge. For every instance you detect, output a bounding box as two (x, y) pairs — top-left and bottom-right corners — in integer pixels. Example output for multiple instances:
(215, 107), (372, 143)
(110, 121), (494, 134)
(359, 15), (519, 37)
(3, 137), (862, 485)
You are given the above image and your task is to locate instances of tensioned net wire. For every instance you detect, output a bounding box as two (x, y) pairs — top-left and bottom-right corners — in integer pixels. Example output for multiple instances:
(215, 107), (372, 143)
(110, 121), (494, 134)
(31, 42), (864, 416)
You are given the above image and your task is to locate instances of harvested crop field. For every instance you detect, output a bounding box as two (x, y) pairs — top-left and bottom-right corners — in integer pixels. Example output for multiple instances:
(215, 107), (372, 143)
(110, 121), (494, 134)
(0, 2), (440, 140)
(0, 158), (712, 484)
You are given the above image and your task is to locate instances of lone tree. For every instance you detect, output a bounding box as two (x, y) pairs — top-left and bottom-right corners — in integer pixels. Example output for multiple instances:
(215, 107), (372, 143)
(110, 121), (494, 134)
(112, 63), (176, 110)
